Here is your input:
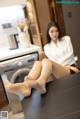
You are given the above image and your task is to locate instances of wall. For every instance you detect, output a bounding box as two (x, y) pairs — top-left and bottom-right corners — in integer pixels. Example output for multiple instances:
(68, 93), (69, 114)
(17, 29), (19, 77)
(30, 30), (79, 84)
(0, 0), (26, 6)
(0, 35), (9, 48)
(0, 5), (25, 48)
(62, 5), (80, 66)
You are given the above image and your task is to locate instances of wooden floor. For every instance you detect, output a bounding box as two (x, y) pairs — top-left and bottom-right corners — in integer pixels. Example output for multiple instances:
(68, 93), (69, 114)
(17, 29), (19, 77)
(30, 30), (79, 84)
(22, 73), (80, 119)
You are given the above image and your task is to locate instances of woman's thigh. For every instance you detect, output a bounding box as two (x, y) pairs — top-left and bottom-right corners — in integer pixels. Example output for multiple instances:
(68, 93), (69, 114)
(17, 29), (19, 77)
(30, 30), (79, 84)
(51, 61), (71, 79)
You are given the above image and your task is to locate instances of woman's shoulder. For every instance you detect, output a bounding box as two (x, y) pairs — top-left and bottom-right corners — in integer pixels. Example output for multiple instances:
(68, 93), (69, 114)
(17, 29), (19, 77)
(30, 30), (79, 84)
(44, 43), (50, 50)
(61, 35), (71, 40)
(61, 35), (71, 43)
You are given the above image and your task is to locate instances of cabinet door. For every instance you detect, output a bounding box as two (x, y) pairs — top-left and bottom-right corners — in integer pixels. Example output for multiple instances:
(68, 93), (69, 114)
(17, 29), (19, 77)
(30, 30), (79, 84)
(0, 76), (9, 108)
(48, 0), (66, 37)
(55, 2), (66, 37)
(33, 0), (51, 46)
(32, 0), (66, 46)
(26, 0), (43, 47)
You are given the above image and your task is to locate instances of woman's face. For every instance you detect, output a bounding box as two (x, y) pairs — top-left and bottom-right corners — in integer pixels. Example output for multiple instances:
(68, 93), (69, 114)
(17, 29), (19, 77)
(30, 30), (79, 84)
(49, 26), (59, 43)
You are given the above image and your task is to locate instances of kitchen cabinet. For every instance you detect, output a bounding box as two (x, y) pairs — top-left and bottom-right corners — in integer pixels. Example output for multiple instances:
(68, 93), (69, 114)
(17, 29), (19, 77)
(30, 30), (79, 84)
(26, 0), (43, 47)
(32, 0), (51, 46)
(0, 76), (9, 108)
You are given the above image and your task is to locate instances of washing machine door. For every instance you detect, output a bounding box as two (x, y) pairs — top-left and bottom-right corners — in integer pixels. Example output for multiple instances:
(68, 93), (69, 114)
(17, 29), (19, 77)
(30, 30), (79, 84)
(10, 68), (30, 83)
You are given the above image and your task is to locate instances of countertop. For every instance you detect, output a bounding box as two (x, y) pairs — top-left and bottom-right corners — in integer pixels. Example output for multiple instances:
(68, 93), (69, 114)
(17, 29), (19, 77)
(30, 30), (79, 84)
(0, 45), (41, 62)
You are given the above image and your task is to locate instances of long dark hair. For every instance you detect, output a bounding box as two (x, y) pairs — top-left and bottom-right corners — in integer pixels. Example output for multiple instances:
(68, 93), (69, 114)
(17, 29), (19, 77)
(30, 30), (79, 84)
(46, 21), (61, 43)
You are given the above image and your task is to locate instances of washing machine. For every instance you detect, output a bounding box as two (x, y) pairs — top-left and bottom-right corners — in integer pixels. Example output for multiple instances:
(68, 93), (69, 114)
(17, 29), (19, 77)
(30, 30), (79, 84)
(1, 51), (38, 83)
(0, 51), (39, 113)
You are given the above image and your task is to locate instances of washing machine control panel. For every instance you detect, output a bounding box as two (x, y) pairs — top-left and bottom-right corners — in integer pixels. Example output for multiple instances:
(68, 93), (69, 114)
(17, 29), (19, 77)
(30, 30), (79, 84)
(0, 52), (38, 72)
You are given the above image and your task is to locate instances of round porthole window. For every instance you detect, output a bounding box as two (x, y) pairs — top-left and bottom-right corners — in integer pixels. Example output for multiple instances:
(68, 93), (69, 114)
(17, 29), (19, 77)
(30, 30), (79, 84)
(11, 68), (30, 83)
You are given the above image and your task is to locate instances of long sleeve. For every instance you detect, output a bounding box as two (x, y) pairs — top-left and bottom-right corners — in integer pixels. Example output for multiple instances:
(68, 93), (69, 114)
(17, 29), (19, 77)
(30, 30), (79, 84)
(60, 36), (75, 65)
(44, 36), (75, 65)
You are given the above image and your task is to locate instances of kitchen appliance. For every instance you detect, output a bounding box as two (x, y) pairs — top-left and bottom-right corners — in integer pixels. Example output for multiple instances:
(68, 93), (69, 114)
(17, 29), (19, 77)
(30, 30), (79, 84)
(0, 45), (40, 85)
(0, 51), (39, 78)
(0, 45), (40, 113)
(0, 52), (38, 113)
(1, 22), (19, 49)
(8, 34), (18, 49)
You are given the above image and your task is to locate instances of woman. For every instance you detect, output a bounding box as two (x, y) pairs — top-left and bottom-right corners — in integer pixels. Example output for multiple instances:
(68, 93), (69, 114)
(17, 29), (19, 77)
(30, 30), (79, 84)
(6, 21), (80, 96)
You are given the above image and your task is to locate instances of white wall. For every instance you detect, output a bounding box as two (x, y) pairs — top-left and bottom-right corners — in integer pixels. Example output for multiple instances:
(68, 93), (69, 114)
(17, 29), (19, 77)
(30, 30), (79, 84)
(0, 0), (26, 7)
(0, 5), (25, 24)
(0, 5), (26, 48)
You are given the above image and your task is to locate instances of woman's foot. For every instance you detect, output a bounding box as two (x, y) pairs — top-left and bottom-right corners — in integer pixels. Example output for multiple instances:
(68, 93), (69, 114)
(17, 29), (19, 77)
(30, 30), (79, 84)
(31, 78), (47, 94)
(5, 81), (31, 97)
(35, 80), (46, 94)
(24, 76), (46, 94)
(24, 76), (47, 94)
(24, 76), (36, 91)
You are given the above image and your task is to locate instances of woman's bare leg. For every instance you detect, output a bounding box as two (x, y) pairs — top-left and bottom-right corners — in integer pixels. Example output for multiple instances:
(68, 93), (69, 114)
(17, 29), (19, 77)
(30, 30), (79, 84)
(5, 79), (31, 96)
(24, 61), (42, 81)
(51, 62), (70, 79)
(32, 59), (80, 93)
(23, 61), (42, 95)
(32, 58), (53, 94)
(5, 61), (42, 96)
(51, 61), (80, 79)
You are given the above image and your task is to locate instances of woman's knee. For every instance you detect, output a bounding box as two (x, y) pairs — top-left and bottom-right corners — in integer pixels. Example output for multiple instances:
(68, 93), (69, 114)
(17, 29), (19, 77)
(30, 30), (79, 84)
(34, 60), (42, 66)
(42, 58), (52, 65)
